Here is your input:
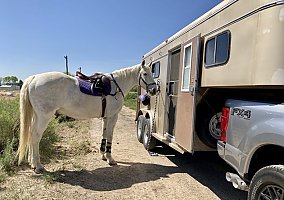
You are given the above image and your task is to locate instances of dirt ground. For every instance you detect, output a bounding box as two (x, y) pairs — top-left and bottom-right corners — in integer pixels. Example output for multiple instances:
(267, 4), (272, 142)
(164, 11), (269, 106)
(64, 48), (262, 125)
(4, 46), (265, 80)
(0, 106), (247, 200)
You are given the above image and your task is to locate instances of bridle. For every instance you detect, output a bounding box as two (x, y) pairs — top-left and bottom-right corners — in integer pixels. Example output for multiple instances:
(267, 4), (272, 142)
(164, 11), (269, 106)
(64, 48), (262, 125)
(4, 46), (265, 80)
(139, 73), (156, 92)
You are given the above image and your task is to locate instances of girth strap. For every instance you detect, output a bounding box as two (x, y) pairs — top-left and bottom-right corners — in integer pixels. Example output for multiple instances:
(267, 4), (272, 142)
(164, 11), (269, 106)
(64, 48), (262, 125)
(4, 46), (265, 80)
(101, 95), (106, 118)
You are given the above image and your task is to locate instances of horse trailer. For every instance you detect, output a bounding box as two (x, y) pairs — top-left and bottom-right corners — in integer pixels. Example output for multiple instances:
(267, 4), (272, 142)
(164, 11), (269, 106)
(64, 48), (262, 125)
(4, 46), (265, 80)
(136, 0), (284, 153)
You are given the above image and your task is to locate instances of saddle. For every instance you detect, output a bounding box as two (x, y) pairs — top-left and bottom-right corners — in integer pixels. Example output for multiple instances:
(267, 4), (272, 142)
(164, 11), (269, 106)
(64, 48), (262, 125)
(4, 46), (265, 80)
(76, 71), (111, 96)
(76, 71), (112, 118)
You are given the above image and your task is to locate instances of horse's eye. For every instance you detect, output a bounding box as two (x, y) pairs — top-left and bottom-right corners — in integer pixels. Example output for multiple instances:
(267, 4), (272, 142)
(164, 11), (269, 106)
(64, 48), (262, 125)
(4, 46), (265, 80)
(143, 73), (147, 76)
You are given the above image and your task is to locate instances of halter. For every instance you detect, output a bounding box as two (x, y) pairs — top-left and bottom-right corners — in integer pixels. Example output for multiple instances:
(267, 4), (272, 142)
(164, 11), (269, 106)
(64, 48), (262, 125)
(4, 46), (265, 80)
(139, 74), (156, 92)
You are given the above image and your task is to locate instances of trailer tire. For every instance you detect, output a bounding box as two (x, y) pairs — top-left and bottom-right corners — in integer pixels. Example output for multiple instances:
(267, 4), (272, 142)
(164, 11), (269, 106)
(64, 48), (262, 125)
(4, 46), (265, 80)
(248, 165), (284, 200)
(136, 115), (146, 143)
(196, 110), (221, 148)
(142, 118), (156, 151)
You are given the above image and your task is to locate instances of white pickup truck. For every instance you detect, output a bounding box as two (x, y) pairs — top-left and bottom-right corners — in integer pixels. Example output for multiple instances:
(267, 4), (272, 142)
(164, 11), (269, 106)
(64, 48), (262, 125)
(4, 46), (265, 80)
(217, 99), (284, 199)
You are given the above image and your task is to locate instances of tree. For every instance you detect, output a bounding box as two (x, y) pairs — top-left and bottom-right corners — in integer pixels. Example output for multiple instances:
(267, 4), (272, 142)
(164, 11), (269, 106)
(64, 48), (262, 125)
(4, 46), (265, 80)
(3, 76), (10, 84)
(10, 76), (18, 83)
(3, 76), (18, 84)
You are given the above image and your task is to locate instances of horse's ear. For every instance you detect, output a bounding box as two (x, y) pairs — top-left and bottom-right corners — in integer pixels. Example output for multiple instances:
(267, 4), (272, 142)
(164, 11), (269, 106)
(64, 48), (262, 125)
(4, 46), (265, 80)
(141, 60), (145, 67)
(147, 61), (152, 68)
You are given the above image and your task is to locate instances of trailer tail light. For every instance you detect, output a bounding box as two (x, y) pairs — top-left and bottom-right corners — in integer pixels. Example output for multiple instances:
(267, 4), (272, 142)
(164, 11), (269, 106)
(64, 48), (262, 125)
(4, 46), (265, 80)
(220, 107), (230, 142)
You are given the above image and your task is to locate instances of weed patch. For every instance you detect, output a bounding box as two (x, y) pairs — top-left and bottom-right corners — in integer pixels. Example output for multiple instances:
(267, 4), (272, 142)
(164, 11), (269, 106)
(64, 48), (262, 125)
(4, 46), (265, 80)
(0, 98), (61, 182)
(124, 86), (138, 110)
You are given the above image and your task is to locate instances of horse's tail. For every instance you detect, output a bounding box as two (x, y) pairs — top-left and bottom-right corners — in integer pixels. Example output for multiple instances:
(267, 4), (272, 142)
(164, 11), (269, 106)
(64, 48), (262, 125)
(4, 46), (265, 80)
(16, 75), (35, 165)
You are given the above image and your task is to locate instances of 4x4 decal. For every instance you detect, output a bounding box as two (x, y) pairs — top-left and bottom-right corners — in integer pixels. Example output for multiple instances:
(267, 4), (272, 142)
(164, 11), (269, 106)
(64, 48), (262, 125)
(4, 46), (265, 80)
(231, 108), (251, 120)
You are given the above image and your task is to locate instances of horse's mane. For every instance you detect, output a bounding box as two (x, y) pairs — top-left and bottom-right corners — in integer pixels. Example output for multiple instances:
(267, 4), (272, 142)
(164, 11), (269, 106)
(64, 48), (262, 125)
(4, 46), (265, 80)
(112, 64), (141, 79)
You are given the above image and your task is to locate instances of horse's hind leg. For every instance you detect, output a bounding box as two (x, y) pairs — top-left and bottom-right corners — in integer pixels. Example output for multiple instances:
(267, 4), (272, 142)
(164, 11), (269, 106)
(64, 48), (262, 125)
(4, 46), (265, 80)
(29, 113), (52, 173)
(100, 114), (118, 165)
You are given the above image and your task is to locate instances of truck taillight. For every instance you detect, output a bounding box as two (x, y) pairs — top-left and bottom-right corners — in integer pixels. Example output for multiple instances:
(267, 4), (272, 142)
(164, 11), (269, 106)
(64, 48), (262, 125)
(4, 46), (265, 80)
(221, 107), (230, 142)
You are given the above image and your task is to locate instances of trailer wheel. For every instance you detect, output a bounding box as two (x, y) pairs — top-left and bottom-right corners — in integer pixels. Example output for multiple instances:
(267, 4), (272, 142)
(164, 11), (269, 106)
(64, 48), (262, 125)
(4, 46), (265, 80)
(196, 110), (221, 148)
(142, 118), (156, 151)
(209, 112), (222, 140)
(136, 115), (146, 143)
(248, 165), (284, 200)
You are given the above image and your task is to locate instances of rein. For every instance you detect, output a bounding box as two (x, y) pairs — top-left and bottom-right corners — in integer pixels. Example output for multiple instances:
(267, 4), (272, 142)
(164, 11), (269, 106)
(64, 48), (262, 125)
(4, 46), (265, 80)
(110, 73), (125, 98)
(110, 72), (155, 98)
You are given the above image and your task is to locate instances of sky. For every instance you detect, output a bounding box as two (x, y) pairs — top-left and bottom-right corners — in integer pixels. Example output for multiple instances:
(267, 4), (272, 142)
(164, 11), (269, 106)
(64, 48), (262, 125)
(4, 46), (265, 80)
(0, 0), (223, 81)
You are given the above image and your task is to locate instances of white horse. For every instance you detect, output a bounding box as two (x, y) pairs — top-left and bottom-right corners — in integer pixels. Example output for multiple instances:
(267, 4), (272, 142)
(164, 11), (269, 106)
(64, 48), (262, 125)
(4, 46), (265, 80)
(17, 61), (157, 173)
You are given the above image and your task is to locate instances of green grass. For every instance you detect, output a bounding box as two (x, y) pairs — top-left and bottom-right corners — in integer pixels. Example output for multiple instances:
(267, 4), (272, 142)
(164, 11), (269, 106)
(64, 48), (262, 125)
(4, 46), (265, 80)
(124, 86), (138, 110)
(124, 92), (137, 110)
(0, 98), (60, 182)
(0, 98), (20, 150)
(0, 139), (15, 174)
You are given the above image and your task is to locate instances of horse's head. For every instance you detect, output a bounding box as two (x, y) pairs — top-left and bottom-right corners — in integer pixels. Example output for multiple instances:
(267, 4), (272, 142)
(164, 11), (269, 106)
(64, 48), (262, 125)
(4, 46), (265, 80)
(139, 60), (158, 96)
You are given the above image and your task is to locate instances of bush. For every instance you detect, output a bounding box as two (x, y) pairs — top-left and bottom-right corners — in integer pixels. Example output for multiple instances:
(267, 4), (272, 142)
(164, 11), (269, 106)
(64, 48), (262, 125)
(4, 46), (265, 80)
(130, 85), (138, 93)
(123, 86), (138, 110)
(0, 98), (19, 151)
(0, 98), (59, 180)
(0, 139), (15, 173)
(124, 92), (137, 110)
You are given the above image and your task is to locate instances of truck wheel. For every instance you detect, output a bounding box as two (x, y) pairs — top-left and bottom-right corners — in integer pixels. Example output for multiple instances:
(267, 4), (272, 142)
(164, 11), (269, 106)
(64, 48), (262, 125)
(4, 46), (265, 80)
(136, 115), (146, 143)
(248, 165), (284, 200)
(196, 111), (221, 148)
(142, 118), (156, 151)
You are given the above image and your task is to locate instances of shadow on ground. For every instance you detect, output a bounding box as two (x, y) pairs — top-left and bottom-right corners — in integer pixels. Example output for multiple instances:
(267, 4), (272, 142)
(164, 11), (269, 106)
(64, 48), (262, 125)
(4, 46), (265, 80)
(47, 146), (246, 200)
(153, 146), (247, 200)
(50, 161), (180, 191)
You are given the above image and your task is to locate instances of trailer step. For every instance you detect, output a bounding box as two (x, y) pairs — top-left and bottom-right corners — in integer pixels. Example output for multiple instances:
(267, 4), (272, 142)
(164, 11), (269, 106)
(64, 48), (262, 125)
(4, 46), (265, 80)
(152, 132), (185, 154)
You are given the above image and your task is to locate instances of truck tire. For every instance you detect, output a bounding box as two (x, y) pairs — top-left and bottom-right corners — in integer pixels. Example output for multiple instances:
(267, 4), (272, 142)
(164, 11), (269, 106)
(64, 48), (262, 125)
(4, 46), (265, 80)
(142, 118), (156, 151)
(196, 110), (221, 148)
(136, 115), (146, 143)
(248, 165), (284, 200)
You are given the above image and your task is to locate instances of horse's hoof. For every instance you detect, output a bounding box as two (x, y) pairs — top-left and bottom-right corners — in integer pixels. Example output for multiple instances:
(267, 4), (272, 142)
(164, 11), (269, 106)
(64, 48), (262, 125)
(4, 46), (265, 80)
(108, 159), (117, 165)
(34, 167), (46, 174)
(101, 154), (107, 161)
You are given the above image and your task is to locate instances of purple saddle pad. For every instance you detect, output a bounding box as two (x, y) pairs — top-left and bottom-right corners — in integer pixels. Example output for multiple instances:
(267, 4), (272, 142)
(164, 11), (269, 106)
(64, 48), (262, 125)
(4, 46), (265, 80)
(77, 78), (111, 96)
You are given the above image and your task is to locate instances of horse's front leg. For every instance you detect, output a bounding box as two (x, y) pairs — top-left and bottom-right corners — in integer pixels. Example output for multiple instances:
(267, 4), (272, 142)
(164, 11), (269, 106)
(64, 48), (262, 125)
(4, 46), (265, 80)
(100, 114), (118, 165)
(100, 117), (108, 161)
(99, 138), (107, 161)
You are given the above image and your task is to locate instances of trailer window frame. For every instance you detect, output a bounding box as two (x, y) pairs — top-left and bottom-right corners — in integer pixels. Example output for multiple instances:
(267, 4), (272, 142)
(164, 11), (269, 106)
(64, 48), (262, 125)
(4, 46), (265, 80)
(181, 42), (192, 92)
(204, 30), (231, 67)
(151, 61), (160, 78)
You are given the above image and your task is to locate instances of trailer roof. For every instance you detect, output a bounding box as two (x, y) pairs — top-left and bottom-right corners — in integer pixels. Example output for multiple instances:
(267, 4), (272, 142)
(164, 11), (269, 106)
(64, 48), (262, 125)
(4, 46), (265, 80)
(143, 0), (237, 58)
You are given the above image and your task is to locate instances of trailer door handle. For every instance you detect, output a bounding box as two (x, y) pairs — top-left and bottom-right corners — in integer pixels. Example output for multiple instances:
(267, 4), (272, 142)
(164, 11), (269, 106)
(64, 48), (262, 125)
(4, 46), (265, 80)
(168, 81), (175, 96)
(190, 86), (194, 96)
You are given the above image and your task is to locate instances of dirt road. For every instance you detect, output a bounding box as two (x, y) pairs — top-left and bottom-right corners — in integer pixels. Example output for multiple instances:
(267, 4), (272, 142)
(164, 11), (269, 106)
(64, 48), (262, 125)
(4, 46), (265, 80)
(0, 106), (247, 200)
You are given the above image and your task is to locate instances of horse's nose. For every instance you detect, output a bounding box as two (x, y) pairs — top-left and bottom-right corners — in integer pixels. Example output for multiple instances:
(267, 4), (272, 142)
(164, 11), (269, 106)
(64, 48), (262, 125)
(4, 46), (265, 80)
(148, 86), (157, 96)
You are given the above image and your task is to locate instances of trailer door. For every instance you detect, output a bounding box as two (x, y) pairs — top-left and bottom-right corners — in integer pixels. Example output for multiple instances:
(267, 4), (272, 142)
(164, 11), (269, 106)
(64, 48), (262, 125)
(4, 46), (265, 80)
(165, 48), (181, 137)
(175, 35), (201, 152)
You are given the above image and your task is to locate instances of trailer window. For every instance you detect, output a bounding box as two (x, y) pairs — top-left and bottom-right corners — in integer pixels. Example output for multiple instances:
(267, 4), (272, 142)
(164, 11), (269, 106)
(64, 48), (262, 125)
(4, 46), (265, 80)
(181, 43), (192, 91)
(205, 31), (230, 67)
(151, 61), (160, 78)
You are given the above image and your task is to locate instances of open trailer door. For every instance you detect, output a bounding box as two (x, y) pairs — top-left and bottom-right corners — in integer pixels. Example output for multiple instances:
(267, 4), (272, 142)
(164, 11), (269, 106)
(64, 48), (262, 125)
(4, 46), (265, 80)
(174, 34), (201, 152)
